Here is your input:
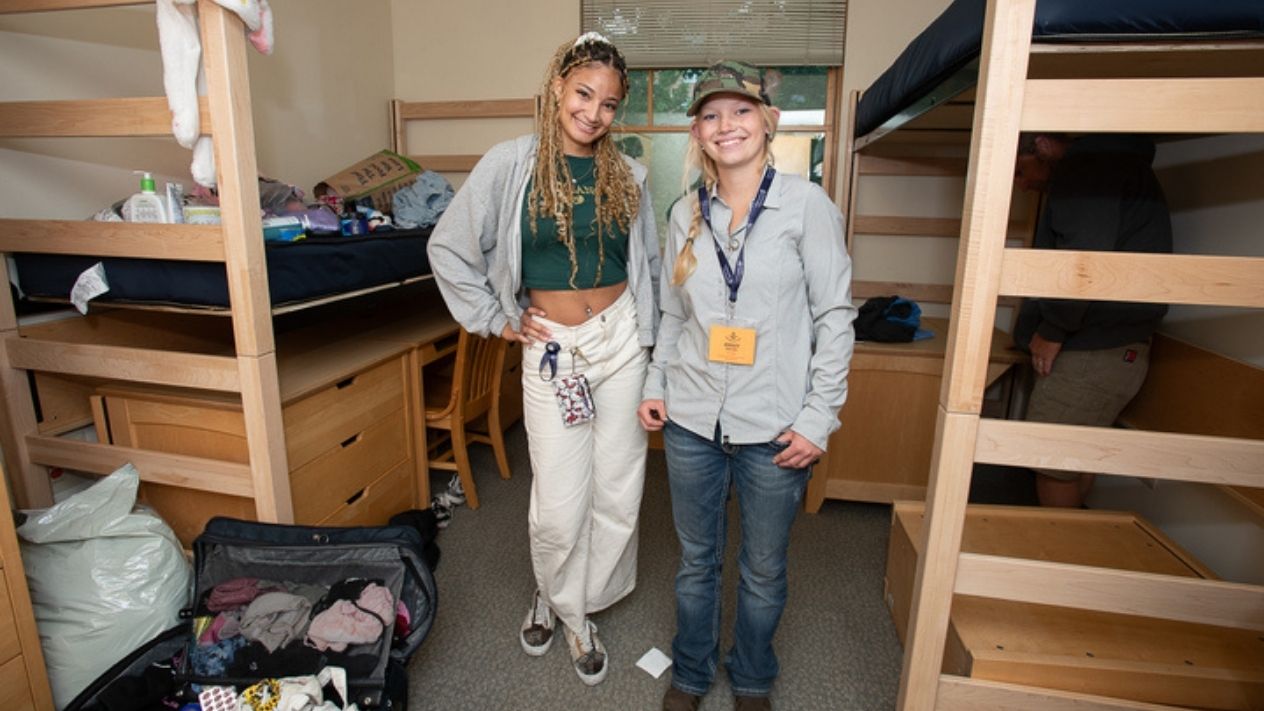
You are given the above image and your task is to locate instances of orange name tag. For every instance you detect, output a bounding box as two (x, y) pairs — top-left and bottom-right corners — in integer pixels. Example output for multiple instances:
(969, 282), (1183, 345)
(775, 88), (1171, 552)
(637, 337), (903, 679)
(708, 324), (756, 365)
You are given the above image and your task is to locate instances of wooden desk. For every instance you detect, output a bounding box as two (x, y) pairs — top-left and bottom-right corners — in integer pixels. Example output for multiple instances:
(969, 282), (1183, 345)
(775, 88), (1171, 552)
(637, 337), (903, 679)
(348, 289), (520, 503)
(806, 317), (1023, 511)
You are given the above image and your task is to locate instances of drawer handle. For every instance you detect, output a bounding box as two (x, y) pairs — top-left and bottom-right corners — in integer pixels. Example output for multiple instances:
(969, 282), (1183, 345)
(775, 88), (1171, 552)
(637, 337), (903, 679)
(345, 488), (366, 505)
(340, 433), (362, 448)
(336, 375), (357, 389)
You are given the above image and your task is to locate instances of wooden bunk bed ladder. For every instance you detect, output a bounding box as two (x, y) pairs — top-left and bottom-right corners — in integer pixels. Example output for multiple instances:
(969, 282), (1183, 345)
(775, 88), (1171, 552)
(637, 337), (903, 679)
(897, 1), (1264, 710)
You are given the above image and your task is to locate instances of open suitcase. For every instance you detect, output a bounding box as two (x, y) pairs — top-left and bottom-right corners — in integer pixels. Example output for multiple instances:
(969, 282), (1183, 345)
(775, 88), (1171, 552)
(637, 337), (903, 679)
(64, 513), (439, 708)
(183, 513), (439, 708)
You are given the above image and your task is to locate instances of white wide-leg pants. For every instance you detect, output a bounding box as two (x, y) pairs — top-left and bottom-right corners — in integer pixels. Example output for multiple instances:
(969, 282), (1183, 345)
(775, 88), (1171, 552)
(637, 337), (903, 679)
(521, 288), (648, 634)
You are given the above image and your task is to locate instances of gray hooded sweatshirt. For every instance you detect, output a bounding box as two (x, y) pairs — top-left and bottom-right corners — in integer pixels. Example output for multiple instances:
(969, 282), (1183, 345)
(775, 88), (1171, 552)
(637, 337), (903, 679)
(426, 135), (661, 345)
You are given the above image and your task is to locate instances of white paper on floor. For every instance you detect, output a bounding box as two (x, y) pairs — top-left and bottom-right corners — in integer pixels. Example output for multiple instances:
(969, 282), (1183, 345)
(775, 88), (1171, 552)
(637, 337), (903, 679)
(636, 647), (673, 679)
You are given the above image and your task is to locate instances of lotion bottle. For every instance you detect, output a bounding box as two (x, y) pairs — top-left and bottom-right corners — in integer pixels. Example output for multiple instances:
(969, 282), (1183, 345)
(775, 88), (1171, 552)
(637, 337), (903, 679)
(122, 171), (168, 223)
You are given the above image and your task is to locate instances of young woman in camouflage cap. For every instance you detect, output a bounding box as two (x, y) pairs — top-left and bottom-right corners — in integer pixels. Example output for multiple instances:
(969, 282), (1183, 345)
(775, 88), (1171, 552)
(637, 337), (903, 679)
(638, 60), (856, 711)
(427, 32), (660, 686)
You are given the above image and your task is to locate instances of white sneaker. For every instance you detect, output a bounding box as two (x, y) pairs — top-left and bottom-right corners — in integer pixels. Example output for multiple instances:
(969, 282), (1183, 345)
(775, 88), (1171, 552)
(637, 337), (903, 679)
(564, 619), (607, 686)
(444, 473), (467, 506)
(520, 590), (556, 656)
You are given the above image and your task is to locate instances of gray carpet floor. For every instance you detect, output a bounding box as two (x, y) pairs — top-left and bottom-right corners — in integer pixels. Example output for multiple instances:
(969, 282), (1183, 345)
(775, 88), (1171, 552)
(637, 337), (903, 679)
(406, 425), (906, 710)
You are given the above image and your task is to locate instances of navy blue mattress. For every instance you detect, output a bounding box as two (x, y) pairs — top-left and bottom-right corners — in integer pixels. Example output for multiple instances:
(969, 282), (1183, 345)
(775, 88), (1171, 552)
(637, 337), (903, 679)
(855, 0), (1264, 138)
(15, 228), (432, 309)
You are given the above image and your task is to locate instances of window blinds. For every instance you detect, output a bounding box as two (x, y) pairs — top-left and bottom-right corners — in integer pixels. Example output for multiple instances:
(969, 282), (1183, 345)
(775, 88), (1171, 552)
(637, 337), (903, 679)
(581, 0), (846, 68)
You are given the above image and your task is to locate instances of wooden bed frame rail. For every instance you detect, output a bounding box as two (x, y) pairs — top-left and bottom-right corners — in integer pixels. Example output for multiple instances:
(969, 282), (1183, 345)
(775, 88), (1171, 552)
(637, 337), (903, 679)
(390, 97), (537, 174)
(891, 1), (1264, 709)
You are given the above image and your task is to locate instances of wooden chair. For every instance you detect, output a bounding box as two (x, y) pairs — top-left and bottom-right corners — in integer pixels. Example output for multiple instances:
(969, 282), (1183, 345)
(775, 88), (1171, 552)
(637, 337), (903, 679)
(424, 328), (511, 510)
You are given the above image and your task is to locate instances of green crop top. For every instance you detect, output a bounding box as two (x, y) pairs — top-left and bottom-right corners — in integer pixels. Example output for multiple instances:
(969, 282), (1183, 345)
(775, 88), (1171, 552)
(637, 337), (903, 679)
(520, 155), (629, 290)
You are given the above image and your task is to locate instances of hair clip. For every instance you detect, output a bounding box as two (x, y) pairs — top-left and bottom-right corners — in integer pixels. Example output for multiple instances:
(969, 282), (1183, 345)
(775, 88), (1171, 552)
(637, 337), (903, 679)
(574, 31), (611, 47)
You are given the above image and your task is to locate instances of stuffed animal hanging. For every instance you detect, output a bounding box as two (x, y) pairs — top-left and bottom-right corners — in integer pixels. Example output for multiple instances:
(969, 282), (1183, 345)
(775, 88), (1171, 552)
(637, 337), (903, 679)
(155, 0), (274, 188)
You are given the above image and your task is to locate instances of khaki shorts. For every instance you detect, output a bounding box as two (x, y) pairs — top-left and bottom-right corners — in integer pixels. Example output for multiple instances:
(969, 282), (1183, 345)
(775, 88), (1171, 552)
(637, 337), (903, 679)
(1026, 342), (1151, 481)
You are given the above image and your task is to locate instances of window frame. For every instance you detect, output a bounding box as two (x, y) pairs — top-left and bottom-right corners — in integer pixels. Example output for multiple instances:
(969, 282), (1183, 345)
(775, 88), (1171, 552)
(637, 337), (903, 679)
(611, 66), (844, 198)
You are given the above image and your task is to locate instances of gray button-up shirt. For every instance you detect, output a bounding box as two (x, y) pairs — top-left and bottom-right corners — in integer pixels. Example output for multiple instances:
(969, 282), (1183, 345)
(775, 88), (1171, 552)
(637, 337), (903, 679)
(644, 171), (856, 450)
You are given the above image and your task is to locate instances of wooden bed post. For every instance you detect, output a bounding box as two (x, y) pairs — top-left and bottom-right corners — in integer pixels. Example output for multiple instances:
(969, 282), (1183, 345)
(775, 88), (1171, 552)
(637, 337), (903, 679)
(840, 90), (859, 252)
(895, 0), (1037, 708)
(0, 258), (52, 508)
(199, 0), (293, 523)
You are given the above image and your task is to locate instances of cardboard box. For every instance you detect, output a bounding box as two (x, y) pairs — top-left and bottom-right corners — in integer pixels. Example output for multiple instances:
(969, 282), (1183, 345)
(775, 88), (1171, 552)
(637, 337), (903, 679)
(314, 150), (422, 214)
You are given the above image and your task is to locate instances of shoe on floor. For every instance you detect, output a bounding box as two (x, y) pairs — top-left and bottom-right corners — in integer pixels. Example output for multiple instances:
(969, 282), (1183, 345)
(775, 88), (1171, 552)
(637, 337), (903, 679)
(735, 694), (771, 711)
(430, 497), (452, 529)
(444, 473), (467, 506)
(564, 619), (608, 686)
(520, 590), (556, 656)
(662, 686), (701, 711)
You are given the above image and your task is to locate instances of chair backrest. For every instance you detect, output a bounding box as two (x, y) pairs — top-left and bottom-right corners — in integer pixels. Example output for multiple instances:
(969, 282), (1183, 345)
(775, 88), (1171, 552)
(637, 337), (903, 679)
(450, 328), (507, 424)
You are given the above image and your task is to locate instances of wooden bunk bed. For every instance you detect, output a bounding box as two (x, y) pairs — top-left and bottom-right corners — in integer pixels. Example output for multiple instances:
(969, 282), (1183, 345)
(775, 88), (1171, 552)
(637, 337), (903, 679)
(806, 89), (1034, 511)
(0, 0), (464, 545)
(841, 0), (1264, 709)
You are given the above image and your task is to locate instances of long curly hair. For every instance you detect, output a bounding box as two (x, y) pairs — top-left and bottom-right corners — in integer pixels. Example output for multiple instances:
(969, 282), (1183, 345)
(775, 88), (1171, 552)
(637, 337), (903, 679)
(671, 102), (778, 286)
(529, 34), (641, 289)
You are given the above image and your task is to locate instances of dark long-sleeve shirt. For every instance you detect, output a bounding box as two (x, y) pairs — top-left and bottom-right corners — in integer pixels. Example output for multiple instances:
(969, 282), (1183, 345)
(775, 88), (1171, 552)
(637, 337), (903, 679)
(1014, 135), (1172, 351)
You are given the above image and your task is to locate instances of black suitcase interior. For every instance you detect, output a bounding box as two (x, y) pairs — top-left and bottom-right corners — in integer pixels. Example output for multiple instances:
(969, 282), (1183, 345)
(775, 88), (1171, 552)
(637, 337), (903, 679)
(182, 517), (437, 707)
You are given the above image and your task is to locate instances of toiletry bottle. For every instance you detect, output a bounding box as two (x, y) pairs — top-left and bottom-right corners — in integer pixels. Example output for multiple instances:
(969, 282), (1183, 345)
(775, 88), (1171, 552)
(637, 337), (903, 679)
(165, 181), (185, 224)
(122, 171), (168, 223)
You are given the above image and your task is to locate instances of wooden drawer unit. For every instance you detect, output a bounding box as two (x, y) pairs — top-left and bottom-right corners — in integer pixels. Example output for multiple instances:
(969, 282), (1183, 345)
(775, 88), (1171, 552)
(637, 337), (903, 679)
(886, 502), (1264, 709)
(283, 357), (406, 470)
(291, 411), (409, 523)
(96, 355), (415, 544)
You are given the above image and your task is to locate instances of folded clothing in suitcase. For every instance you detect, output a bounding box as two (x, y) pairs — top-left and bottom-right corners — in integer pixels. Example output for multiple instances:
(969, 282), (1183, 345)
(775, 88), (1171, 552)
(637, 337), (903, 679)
(181, 517), (438, 708)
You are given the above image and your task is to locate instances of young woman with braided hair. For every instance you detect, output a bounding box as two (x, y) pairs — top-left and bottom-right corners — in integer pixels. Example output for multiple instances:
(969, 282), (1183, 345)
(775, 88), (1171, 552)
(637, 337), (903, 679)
(427, 33), (659, 686)
(637, 61), (855, 710)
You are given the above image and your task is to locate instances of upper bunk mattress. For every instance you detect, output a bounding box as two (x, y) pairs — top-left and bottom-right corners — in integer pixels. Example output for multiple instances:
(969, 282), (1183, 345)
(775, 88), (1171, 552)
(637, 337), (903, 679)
(14, 228), (432, 310)
(854, 0), (1264, 139)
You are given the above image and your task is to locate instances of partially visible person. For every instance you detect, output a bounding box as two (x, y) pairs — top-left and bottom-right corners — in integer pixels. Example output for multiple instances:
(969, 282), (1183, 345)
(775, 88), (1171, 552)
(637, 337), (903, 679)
(426, 32), (660, 685)
(638, 61), (855, 711)
(1013, 132), (1172, 508)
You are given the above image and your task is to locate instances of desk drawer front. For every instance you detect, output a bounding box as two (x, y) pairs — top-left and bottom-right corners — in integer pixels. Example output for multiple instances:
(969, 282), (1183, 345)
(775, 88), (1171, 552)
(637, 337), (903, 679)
(318, 459), (414, 528)
(291, 410), (410, 524)
(285, 357), (406, 470)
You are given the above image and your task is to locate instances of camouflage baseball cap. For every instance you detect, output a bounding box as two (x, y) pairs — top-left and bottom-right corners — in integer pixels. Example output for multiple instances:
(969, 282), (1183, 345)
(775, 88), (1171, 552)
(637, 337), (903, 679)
(687, 60), (771, 116)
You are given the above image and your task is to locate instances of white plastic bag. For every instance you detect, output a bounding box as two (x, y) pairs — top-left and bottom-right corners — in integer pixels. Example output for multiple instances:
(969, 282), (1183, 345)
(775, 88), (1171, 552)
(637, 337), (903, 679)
(18, 463), (192, 709)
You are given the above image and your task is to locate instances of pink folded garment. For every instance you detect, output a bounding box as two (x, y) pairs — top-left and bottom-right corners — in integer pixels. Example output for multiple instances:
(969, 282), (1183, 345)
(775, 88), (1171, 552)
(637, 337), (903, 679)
(305, 582), (395, 653)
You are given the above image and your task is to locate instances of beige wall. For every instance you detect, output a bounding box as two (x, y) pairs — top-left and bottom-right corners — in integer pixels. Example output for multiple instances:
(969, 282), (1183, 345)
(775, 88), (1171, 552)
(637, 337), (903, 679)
(388, 0), (576, 181)
(0, 0), (393, 220)
(1154, 134), (1264, 367)
(250, 0), (395, 194)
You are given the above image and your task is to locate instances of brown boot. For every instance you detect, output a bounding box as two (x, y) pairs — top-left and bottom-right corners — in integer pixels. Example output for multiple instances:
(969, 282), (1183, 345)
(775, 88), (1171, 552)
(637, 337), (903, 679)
(662, 686), (702, 711)
(734, 695), (771, 711)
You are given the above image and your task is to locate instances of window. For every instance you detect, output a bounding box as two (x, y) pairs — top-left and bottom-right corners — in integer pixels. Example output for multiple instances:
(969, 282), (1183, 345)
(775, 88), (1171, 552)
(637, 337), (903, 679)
(582, 0), (847, 68)
(613, 66), (839, 238)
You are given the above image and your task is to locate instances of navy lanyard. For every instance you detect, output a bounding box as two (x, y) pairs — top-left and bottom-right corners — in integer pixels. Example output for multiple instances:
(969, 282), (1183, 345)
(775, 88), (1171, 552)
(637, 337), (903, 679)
(698, 166), (776, 305)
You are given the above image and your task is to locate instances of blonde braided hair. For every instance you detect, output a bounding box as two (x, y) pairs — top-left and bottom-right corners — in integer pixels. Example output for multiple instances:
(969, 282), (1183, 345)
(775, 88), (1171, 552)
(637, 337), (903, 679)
(529, 35), (641, 289)
(671, 102), (779, 286)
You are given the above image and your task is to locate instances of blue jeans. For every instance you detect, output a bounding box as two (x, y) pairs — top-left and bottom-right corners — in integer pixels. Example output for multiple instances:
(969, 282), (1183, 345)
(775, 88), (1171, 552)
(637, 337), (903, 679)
(663, 420), (810, 697)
